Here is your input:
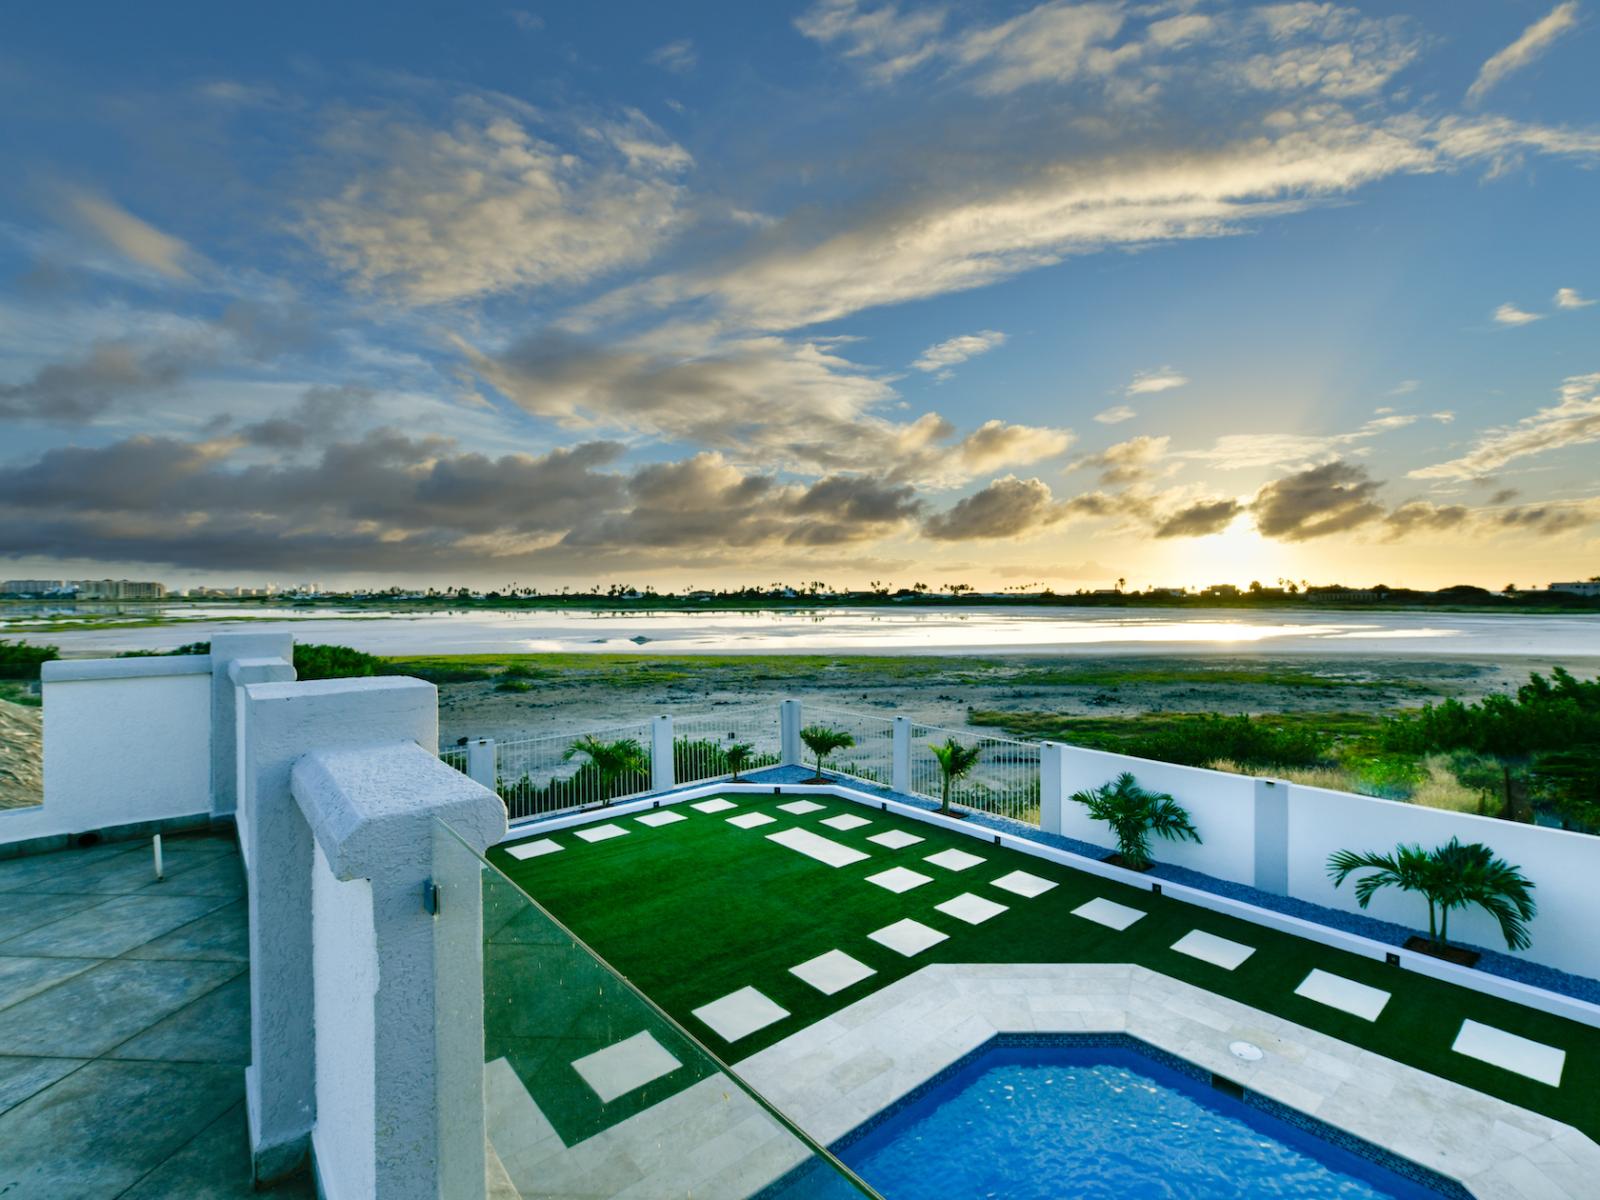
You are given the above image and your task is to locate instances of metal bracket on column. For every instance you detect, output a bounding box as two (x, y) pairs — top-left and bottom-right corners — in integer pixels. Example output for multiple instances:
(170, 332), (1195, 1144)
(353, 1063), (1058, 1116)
(423, 880), (441, 917)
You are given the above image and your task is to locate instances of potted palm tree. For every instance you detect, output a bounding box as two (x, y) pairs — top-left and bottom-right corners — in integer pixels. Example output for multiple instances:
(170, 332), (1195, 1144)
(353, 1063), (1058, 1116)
(1327, 837), (1536, 966)
(800, 725), (855, 782)
(1070, 772), (1201, 871)
(725, 741), (754, 782)
(563, 734), (649, 807)
(930, 736), (982, 817)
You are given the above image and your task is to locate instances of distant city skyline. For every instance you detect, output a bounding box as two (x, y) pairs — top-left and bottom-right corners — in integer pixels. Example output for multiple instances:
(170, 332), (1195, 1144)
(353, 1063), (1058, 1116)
(2, 1), (1598, 590)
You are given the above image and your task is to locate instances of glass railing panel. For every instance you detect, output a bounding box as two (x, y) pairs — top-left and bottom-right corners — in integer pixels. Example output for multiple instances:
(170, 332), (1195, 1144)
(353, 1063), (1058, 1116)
(431, 817), (879, 1200)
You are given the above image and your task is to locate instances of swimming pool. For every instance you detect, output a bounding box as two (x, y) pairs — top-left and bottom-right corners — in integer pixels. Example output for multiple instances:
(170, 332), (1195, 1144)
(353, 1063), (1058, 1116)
(832, 1039), (1465, 1199)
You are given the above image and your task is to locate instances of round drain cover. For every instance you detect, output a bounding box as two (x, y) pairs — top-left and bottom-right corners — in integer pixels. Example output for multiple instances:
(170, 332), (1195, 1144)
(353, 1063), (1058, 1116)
(1229, 1041), (1264, 1061)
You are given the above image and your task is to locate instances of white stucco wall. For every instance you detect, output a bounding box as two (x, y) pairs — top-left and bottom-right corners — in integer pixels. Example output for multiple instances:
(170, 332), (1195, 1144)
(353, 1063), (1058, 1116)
(1287, 785), (1600, 978)
(1059, 747), (1259, 885)
(311, 838), (378, 1200)
(1, 656), (212, 844)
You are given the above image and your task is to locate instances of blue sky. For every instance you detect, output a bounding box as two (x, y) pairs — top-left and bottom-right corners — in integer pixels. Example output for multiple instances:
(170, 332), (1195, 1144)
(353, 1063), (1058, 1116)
(1, 0), (1597, 591)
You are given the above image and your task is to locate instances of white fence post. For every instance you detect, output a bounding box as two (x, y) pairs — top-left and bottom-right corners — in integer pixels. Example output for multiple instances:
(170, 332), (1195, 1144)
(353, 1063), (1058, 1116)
(1039, 741), (1067, 833)
(892, 716), (912, 794)
(1253, 778), (1289, 895)
(652, 715), (674, 792)
(466, 738), (497, 791)
(779, 700), (803, 767)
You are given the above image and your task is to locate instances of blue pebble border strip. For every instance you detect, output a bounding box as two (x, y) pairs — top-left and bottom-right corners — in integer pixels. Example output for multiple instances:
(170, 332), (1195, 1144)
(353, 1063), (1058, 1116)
(737, 765), (1600, 1007)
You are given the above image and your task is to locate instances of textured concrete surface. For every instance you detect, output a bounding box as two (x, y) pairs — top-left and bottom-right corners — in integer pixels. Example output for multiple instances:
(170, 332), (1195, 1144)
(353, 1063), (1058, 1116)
(0, 830), (311, 1198)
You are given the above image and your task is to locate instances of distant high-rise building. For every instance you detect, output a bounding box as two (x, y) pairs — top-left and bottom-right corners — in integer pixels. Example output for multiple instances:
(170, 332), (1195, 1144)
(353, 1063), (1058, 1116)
(69, 579), (168, 600)
(0, 579), (67, 595)
(1549, 581), (1600, 597)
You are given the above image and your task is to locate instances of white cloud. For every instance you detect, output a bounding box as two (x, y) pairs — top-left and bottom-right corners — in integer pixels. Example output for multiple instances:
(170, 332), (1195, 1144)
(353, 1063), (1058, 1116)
(1556, 287), (1595, 308)
(1180, 412), (1421, 469)
(911, 330), (1007, 375)
(1494, 302), (1542, 325)
(300, 98), (691, 304)
(1409, 372), (1600, 480)
(1466, 2), (1580, 104)
(794, 0), (948, 83)
(1126, 368), (1188, 396)
(1388, 379), (1421, 395)
(61, 188), (198, 281)
(648, 39), (698, 74)
(1094, 405), (1137, 424)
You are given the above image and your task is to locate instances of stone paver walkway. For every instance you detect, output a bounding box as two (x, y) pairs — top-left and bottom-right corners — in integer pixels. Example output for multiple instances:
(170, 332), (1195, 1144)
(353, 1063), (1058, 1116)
(0, 830), (311, 1198)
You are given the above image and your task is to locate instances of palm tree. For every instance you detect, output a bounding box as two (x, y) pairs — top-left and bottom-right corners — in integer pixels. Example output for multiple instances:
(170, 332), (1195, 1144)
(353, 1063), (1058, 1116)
(800, 725), (855, 782)
(930, 737), (982, 816)
(725, 741), (754, 782)
(1070, 772), (1201, 870)
(563, 734), (649, 807)
(1328, 837), (1536, 953)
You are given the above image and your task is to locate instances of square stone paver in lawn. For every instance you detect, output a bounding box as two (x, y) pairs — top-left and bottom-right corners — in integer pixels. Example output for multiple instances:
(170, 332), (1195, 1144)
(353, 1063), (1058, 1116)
(1294, 969), (1391, 1022)
(1452, 1020), (1566, 1087)
(691, 987), (790, 1043)
(1170, 929), (1256, 971)
(727, 812), (777, 829)
(865, 867), (932, 894)
(1071, 897), (1146, 931)
(573, 824), (630, 844)
(765, 828), (869, 868)
(934, 893), (1008, 926)
(924, 848), (985, 872)
(570, 1031), (682, 1103)
(636, 811), (686, 828)
(989, 870), (1057, 899)
(0, 959), (243, 1058)
(820, 814), (870, 832)
(789, 950), (876, 996)
(867, 919), (949, 958)
(506, 838), (562, 860)
(691, 799), (738, 814)
(866, 830), (924, 850)
(777, 800), (824, 815)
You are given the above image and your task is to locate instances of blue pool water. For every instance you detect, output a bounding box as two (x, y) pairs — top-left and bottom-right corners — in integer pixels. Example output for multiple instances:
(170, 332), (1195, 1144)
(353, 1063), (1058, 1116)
(836, 1045), (1454, 1200)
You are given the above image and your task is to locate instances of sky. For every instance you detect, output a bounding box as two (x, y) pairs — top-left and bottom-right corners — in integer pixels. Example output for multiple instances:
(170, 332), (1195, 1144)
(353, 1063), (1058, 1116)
(1, 0), (1597, 594)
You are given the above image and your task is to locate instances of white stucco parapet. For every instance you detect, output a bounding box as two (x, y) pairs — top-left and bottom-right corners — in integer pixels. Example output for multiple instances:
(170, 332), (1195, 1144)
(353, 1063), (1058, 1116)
(42, 653), (211, 681)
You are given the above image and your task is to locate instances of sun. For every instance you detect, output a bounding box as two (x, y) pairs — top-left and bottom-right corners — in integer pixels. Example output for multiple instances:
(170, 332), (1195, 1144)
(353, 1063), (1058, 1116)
(1154, 514), (1309, 591)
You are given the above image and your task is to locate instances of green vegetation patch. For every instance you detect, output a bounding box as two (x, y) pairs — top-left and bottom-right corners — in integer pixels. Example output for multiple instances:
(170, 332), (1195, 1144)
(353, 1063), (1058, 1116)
(491, 795), (1600, 1145)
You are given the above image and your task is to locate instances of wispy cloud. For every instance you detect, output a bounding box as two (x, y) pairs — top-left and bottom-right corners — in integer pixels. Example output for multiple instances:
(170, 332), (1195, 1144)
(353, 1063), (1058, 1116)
(1410, 372), (1600, 480)
(1556, 286), (1595, 308)
(648, 39), (698, 74)
(1094, 405), (1136, 425)
(1467, 2), (1581, 104)
(61, 187), (198, 281)
(911, 330), (1007, 376)
(1126, 368), (1188, 396)
(1494, 302), (1542, 325)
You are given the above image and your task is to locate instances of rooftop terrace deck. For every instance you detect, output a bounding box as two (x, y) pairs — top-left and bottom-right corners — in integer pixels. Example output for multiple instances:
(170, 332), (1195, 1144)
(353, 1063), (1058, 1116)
(0, 830), (311, 1199)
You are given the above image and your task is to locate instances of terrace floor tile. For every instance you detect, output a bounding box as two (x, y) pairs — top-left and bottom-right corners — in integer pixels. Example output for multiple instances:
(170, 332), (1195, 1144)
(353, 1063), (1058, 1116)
(865, 867), (932, 894)
(691, 799), (738, 814)
(1071, 897), (1146, 931)
(0, 894), (234, 959)
(108, 974), (250, 1065)
(0, 1055), (85, 1116)
(867, 919), (949, 958)
(924, 848), (986, 872)
(790, 950), (876, 996)
(124, 899), (249, 963)
(820, 814), (871, 832)
(989, 870), (1058, 899)
(692, 987), (790, 1043)
(1295, 969), (1391, 1022)
(866, 830), (924, 850)
(635, 811), (687, 828)
(573, 824), (629, 844)
(726, 812), (777, 829)
(1171, 929), (1256, 971)
(935, 893), (1009, 926)
(571, 1030), (682, 1103)
(0, 956), (101, 1013)
(1453, 1020), (1565, 1087)
(505, 838), (562, 860)
(777, 800), (825, 816)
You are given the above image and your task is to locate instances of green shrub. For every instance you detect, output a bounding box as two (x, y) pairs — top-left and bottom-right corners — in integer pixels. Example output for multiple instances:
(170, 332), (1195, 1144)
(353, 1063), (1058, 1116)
(293, 643), (385, 681)
(1126, 714), (1327, 769)
(0, 640), (59, 680)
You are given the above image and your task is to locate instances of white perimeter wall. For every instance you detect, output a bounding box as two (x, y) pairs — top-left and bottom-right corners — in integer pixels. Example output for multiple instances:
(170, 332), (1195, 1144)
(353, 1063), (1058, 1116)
(1, 657), (212, 843)
(311, 839), (377, 1200)
(1059, 747), (1259, 885)
(1287, 785), (1600, 979)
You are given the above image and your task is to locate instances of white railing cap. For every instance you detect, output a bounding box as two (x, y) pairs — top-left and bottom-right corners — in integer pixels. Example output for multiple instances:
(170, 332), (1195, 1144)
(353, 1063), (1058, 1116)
(43, 654), (211, 682)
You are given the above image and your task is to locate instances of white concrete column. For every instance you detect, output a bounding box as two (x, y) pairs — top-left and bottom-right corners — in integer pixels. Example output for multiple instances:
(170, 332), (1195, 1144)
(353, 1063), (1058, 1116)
(1039, 741), (1068, 834)
(1253, 778), (1290, 895)
(211, 630), (295, 816)
(292, 740), (506, 1200)
(779, 700), (803, 767)
(466, 738), (497, 791)
(227, 659), (297, 873)
(892, 716), (912, 794)
(238, 676), (437, 1186)
(651, 715), (674, 792)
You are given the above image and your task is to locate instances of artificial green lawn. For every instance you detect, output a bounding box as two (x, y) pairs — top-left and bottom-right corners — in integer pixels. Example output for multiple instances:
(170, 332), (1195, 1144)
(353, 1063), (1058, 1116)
(488, 792), (1600, 1147)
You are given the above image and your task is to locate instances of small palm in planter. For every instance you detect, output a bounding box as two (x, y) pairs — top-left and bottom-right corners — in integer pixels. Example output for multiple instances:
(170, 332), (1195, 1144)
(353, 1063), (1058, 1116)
(725, 741), (754, 782)
(563, 734), (649, 807)
(930, 737), (982, 817)
(1327, 837), (1536, 966)
(800, 725), (855, 782)
(1070, 772), (1201, 871)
